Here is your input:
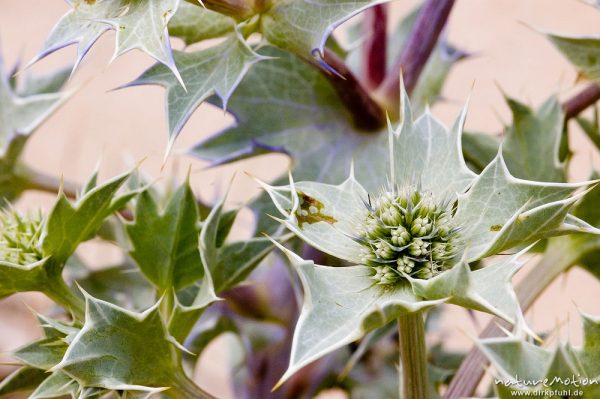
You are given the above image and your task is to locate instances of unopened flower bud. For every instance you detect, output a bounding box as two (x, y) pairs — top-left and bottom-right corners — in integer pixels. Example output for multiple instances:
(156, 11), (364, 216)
(391, 226), (410, 246)
(411, 217), (432, 237)
(408, 239), (429, 257)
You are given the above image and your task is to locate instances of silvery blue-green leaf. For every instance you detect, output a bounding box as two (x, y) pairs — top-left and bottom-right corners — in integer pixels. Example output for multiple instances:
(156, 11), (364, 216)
(0, 258), (50, 300)
(169, 277), (218, 343)
(18, 67), (72, 97)
(212, 237), (275, 293)
(29, 0), (129, 71)
(103, 0), (183, 86)
(168, 1), (234, 45)
(258, 173), (367, 264)
(407, 249), (527, 323)
(0, 59), (71, 201)
(41, 170), (133, 263)
(273, 242), (443, 387)
(0, 367), (47, 397)
(31, 0), (182, 80)
(501, 96), (565, 182)
(167, 197), (222, 342)
(260, 0), (389, 58)
(13, 336), (69, 370)
(476, 337), (553, 384)
(126, 183), (203, 291)
(389, 85), (476, 197)
(11, 314), (78, 374)
(199, 190), (274, 292)
(129, 32), (268, 149)
(192, 47), (389, 218)
(546, 32), (600, 82)
(54, 293), (182, 394)
(30, 371), (79, 399)
(77, 265), (156, 311)
(455, 153), (597, 261)
(30, 372), (108, 399)
(0, 62), (68, 155)
(463, 95), (566, 180)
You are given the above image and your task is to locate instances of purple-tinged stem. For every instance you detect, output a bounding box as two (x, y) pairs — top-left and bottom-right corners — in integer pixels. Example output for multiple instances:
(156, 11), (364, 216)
(563, 83), (600, 121)
(362, 5), (388, 89)
(379, 0), (456, 109)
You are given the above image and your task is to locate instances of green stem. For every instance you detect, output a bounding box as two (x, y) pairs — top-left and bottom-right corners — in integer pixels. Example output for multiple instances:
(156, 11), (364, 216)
(168, 371), (217, 399)
(160, 289), (175, 321)
(43, 276), (86, 320)
(20, 167), (79, 199)
(398, 311), (430, 399)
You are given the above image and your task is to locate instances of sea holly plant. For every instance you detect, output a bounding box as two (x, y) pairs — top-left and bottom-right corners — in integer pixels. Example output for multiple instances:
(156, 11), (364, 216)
(4, 0), (600, 398)
(258, 85), (600, 397)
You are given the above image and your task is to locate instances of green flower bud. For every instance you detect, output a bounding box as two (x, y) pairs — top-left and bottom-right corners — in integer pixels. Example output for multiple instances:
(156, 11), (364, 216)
(374, 240), (396, 260)
(0, 209), (43, 265)
(358, 188), (461, 282)
(410, 217), (432, 237)
(380, 205), (402, 226)
(391, 226), (410, 246)
(397, 256), (415, 273)
(359, 247), (376, 265)
(363, 216), (387, 239)
(408, 238), (429, 257)
(371, 265), (399, 285)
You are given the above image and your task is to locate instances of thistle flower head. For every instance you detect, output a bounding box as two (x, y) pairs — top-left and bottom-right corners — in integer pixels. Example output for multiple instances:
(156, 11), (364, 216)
(0, 209), (43, 265)
(357, 187), (461, 284)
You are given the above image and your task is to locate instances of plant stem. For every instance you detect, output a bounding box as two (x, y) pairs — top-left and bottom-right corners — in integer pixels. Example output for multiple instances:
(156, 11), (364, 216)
(43, 275), (86, 320)
(315, 49), (386, 131)
(169, 371), (217, 399)
(23, 168), (79, 199)
(443, 238), (579, 399)
(200, 0), (256, 20)
(398, 311), (430, 399)
(362, 4), (388, 89)
(379, 0), (455, 110)
(563, 83), (600, 121)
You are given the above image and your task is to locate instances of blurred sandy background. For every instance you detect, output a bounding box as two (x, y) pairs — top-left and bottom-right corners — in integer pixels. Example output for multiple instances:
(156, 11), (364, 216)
(2, 0), (600, 397)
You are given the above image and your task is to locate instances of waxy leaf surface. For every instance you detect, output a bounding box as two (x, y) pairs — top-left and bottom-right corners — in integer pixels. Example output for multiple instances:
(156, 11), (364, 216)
(42, 171), (133, 263)
(126, 183), (203, 291)
(55, 294), (181, 394)
(131, 33), (267, 148)
(168, 1), (234, 44)
(260, 0), (389, 57)
(33, 0), (181, 78)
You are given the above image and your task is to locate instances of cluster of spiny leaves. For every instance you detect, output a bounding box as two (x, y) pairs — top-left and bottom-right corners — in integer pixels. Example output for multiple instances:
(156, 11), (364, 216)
(0, 166), (276, 398)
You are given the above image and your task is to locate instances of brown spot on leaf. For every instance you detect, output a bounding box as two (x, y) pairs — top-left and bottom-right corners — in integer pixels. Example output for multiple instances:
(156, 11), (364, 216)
(490, 224), (502, 232)
(295, 192), (337, 228)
